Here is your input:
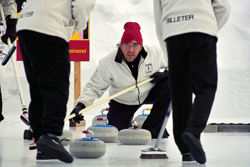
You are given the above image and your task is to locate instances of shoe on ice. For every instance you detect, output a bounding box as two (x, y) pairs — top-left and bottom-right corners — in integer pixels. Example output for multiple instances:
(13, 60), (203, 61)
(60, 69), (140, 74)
(36, 134), (73, 163)
(182, 153), (195, 162)
(20, 110), (30, 126)
(36, 149), (56, 160)
(182, 132), (206, 164)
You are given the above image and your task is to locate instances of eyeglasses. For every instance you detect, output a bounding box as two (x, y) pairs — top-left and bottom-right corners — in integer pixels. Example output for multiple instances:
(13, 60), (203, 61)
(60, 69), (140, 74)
(123, 44), (141, 49)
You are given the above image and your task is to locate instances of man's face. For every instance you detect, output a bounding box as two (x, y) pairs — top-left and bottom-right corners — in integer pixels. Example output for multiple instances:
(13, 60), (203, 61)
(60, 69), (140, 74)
(120, 42), (142, 62)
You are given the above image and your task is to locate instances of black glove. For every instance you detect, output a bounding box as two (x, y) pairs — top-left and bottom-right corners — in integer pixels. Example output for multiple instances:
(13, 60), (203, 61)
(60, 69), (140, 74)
(150, 70), (169, 83)
(2, 17), (18, 45)
(69, 102), (85, 123)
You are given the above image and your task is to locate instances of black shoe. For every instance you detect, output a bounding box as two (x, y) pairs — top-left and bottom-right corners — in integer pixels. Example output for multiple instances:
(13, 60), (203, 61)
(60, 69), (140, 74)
(37, 149), (56, 160)
(152, 130), (169, 139)
(182, 153), (195, 162)
(182, 132), (206, 164)
(36, 134), (73, 163)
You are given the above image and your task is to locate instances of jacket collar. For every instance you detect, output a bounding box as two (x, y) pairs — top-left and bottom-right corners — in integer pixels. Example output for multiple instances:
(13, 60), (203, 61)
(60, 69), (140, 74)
(115, 46), (148, 63)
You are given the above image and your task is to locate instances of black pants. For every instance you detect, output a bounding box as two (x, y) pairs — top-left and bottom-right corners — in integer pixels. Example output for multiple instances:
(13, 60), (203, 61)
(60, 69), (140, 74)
(166, 33), (218, 154)
(18, 30), (70, 142)
(0, 85), (3, 122)
(107, 78), (171, 138)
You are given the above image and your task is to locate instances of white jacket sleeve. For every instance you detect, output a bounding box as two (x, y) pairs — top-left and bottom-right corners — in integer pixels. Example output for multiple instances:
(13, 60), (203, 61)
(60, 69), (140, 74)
(76, 62), (111, 107)
(1, 0), (18, 19)
(212, 0), (231, 30)
(153, 0), (168, 59)
(72, 0), (96, 32)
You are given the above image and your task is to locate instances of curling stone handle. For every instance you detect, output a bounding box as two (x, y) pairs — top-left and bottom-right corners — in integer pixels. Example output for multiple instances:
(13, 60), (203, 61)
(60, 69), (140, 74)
(142, 107), (151, 115)
(82, 130), (94, 139)
(131, 121), (138, 129)
(96, 117), (108, 125)
(96, 117), (108, 121)
(101, 107), (109, 115)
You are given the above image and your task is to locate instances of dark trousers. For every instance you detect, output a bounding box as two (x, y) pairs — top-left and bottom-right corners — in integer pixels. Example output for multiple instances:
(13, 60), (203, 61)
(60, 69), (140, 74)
(166, 33), (218, 154)
(0, 85), (3, 121)
(18, 30), (70, 142)
(107, 78), (171, 138)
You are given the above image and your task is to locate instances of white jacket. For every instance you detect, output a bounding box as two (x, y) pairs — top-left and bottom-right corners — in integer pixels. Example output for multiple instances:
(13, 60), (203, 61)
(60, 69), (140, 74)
(16, 0), (95, 42)
(0, 0), (18, 19)
(154, 0), (231, 56)
(77, 45), (168, 106)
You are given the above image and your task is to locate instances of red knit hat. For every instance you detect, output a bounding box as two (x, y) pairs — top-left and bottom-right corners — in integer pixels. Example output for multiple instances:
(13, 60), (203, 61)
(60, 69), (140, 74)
(121, 22), (143, 45)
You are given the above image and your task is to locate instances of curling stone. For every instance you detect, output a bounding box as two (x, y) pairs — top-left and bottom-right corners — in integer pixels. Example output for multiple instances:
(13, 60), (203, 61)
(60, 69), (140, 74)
(87, 118), (118, 143)
(69, 130), (106, 158)
(92, 107), (109, 125)
(118, 121), (151, 145)
(134, 107), (151, 128)
(58, 130), (73, 146)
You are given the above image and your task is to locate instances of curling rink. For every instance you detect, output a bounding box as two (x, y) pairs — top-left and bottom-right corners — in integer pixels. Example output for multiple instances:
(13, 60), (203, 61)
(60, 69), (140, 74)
(0, 112), (250, 167)
(1, 0), (250, 166)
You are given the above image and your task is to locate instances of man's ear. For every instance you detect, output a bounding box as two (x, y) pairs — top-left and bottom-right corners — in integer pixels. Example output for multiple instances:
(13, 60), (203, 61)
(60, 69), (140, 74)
(116, 42), (121, 48)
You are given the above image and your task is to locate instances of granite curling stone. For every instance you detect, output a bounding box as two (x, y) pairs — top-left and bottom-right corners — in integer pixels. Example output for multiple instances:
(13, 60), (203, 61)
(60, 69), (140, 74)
(69, 130), (106, 158)
(58, 129), (73, 146)
(92, 107), (109, 125)
(134, 108), (151, 128)
(118, 121), (151, 145)
(87, 118), (118, 143)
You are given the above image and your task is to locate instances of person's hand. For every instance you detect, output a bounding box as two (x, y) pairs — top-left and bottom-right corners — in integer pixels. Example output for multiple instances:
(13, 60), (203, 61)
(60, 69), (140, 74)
(150, 70), (169, 83)
(2, 18), (18, 45)
(69, 102), (85, 123)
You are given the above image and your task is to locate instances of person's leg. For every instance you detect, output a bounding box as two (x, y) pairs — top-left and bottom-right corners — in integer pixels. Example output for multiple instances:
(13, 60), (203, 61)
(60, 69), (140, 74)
(107, 100), (141, 130)
(38, 38), (70, 137)
(166, 35), (192, 154)
(184, 33), (218, 137)
(181, 33), (217, 164)
(19, 30), (70, 137)
(18, 30), (73, 163)
(142, 78), (171, 138)
(0, 85), (3, 122)
(18, 31), (44, 142)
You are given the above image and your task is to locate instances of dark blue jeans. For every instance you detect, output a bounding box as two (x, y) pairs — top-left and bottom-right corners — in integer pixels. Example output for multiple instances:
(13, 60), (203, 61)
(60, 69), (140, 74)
(18, 30), (70, 142)
(107, 78), (171, 138)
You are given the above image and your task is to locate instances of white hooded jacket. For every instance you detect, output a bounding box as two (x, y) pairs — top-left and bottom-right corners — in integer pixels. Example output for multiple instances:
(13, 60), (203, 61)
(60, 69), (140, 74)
(77, 45), (168, 107)
(16, 0), (96, 42)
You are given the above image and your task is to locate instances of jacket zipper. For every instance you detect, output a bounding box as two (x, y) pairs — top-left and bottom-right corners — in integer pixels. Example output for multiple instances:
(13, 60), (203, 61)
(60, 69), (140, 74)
(136, 58), (145, 105)
(121, 58), (145, 105)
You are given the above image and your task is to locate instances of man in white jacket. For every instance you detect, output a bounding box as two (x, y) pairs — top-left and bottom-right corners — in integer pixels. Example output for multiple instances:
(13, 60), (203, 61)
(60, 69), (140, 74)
(16, 0), (96, 163)
(71, 22), (171, 139)
(154, 0), (231, 164)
